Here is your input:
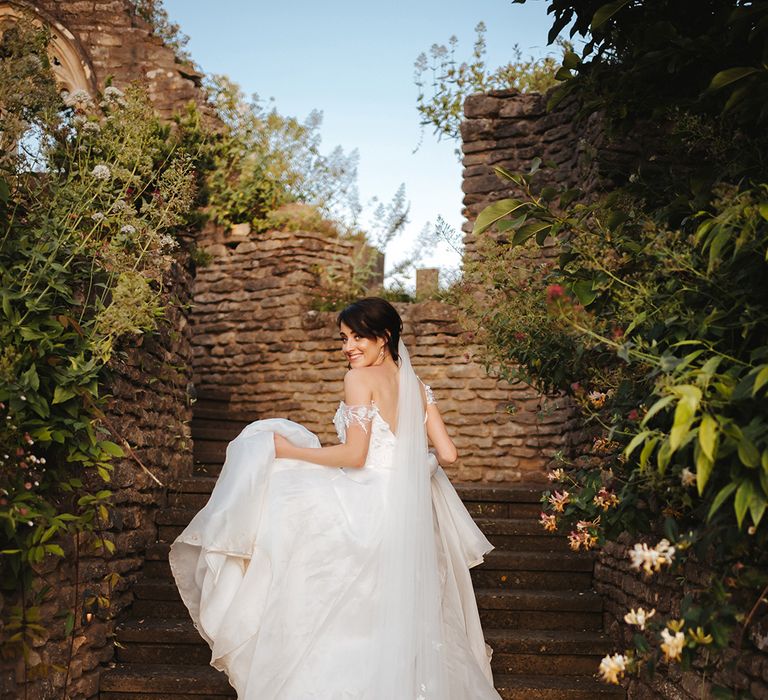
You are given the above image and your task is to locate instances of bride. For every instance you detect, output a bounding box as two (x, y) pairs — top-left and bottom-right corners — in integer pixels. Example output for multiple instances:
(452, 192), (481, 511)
(169, 297), (502, 699)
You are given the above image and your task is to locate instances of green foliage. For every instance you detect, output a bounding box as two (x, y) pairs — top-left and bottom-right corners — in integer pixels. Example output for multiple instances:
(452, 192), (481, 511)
(522, 0), (768, 128)
(414, 22), (560, 146)
(465, 160), (768, 689)
(0, 20), (202, 677)
(202, 75), (362, 234)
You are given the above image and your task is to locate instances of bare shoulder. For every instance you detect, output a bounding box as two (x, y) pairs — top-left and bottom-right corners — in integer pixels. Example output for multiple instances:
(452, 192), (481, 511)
(344, 367), (374, 387)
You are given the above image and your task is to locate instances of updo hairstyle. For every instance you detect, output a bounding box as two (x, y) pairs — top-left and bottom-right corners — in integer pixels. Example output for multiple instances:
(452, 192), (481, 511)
(337, 297), (403, 363)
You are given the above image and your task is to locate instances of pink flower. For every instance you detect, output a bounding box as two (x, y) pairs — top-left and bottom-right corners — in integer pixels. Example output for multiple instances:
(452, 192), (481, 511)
(546, 284), (565, 303)
(548, 490), (570, 513)
(539, 512), (558, 532)
(627, 409), (640, 421)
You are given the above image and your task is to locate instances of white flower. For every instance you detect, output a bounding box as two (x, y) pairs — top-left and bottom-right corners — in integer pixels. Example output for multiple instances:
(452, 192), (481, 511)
(102, 86), (126, 105)
(120, 224), (136, 235)
(159, 233), (178, 250)
(91, 164), (111, 180)
(624, 607), (656, 631)
(680, 468), (696, 487)
(113, 200), (129, 212)
(82, 120), (101, 134)
(547, 468), (564, 482)
(628, 538), (676, 575)
(660, 627), (685, 662)
(64, 88), (94, 111)
(91, 212), (106, 223)
(598, 653), (626, 684)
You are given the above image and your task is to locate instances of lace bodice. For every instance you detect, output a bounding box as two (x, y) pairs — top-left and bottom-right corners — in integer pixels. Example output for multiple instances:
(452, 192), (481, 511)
(333, 401), (396, 470)
(332, 381), (436, 471)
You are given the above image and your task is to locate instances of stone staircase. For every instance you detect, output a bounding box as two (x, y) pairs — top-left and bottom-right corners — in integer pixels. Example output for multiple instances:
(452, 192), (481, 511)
(100, 396), (625, 699)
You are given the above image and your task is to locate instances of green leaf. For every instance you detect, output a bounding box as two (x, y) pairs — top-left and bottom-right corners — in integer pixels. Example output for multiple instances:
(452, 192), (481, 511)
(738, 440), (760, 468)
(52, 386), (76, 405)
(98, 441), (124, 458)
(44, 544), (65, 557)
(734, 481), (754, 528)
(753, 366), (768, 396)
(639, 437), (657, 470)
(708, 66), (761, 91)
(696, 449), (714, 495)
(562, 51), (580, 70)
(641, 395), (675, 426)
(473, 199), (529, 236)
(698, 414), (718, 461)
(624, 430), (652, 459)
(591, 0), (631, 30)
(758, 203), (768, 222)
(707, 483), (736, 521)
(511, 221), (550, 246)
(572, 279), (597, 305)
(64, 611), (75, 636)
(749, 496), (766, 528)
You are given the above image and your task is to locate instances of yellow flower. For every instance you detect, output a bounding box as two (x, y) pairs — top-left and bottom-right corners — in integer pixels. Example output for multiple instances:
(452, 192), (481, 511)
(547, 467), (565, 482)
(548, 490), (570, 513)
(687, 626), (713, 645)
(539, 512), (558, 532)
(623, 607), (655, 631)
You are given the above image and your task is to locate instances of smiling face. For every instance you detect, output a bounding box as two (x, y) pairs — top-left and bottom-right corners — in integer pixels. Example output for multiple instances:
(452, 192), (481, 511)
(339, 321), (387, 368)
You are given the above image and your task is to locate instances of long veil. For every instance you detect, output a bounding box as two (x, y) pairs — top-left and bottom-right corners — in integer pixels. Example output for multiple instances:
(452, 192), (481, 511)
(372, 338), (446, 698)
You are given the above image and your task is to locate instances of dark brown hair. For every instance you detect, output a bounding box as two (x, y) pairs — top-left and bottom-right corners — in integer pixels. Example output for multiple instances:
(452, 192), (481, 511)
(337, 297), (402, 363)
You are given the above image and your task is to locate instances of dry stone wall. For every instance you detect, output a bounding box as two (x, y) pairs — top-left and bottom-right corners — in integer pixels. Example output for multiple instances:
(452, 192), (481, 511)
(4, 0), (209, 118)
(191, 227), (580, 482)
(0, 261), (195, 700)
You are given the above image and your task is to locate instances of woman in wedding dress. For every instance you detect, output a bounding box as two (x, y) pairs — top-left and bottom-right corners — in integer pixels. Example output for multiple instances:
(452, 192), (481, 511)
(169, 297), (502, 699)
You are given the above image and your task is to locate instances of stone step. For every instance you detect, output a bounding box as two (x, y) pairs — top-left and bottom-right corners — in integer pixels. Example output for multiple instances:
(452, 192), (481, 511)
(486, 628), (611, 676)
(476, 588), (602, 613)
(133, 579), (181, 601)
(114, 618), (611, 677)
(495, 674), (625, 699)
(189, 421), (248, 442)
(117, 642), (210, 666)
(193, 462), (224, 477)
(100, 663), (234, 697)
(193, 443), (228, 464)
(474, 518), (572, 551)
(477, 589), (603, 631)
(132, 598), (189, 619)
(472, 551), (593, 589)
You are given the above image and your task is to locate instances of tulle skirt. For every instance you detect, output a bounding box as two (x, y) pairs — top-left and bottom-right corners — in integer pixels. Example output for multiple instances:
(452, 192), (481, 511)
(169, 418), (501, 699)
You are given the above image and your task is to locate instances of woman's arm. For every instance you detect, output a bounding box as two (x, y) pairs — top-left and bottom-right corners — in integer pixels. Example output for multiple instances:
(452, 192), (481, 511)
(273, 369), (373, 468)
(423, 385), (458, 466)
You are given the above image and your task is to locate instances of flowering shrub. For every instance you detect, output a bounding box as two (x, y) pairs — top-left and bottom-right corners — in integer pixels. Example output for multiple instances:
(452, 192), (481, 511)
(462, 157), (768, 691)
(0, 20), (200, 680)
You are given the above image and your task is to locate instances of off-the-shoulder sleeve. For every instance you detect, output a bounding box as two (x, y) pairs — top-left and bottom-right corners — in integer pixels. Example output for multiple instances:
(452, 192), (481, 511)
(333, 402), (377, 444)
(418, 377), (437, 405)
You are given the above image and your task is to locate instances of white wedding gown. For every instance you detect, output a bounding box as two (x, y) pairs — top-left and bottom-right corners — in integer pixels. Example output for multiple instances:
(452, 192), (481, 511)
(170, 394), (502, 699)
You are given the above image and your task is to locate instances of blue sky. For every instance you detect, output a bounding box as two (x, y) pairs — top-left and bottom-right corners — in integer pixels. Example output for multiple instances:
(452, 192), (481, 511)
(163, 0), (557, 284)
